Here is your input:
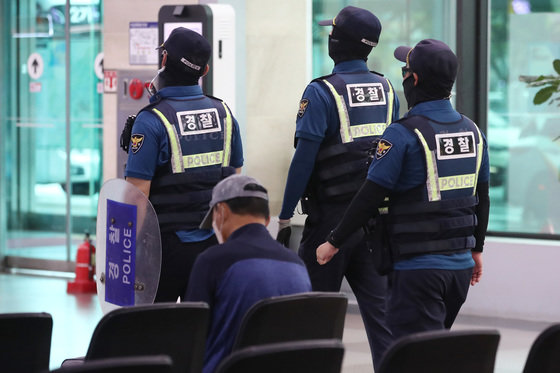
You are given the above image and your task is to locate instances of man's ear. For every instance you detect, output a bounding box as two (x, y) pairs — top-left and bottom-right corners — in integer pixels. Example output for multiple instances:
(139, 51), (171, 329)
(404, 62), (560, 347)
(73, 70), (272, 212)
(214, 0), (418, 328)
(413, 72), (419, 86)
(219, 202), (232, 220)
(202, 64), (210, 77)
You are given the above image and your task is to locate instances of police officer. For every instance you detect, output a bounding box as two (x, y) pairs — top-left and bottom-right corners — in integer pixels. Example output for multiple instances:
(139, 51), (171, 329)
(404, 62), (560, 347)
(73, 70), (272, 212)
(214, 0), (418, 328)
(317, 39), (490, 341)
(276, 6), (398, 368)
(124, 27), (243, 303)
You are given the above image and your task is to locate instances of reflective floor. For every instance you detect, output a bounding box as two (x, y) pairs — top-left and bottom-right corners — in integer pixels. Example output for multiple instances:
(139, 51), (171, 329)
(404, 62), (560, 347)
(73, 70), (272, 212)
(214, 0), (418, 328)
(0, 271), (551, 372)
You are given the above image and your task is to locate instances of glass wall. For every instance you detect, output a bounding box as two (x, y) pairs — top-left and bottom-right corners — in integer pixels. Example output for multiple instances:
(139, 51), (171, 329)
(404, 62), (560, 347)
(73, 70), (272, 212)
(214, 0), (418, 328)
(0, 0), (103, 267)
(487, 0), (560, 236)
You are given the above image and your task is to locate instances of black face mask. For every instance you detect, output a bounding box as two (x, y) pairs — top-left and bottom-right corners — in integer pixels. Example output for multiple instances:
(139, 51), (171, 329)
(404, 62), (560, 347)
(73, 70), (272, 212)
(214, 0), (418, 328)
(328, 32), (371, 64)
(328, 35), (347, 64)
(402, 75), (417, 110)
(402, 74), (452, 110)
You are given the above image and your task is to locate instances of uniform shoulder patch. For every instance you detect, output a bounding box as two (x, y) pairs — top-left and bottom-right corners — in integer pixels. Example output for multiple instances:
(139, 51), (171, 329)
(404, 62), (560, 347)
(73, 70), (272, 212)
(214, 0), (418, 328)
(130, 134), (145, 154)
(298, 99), (309, 118)
(375, 139), (393, 159)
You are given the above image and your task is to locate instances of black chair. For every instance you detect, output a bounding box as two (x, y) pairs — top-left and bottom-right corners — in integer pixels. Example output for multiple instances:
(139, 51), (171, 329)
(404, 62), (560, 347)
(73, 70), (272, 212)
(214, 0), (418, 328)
(378, 329), (500, 373)
(0, 312), (53, 373)
(63, 302), (209, 373)
(51, 355), (173, 373)
(232, 292), (347, 350)
(523, 323), (560, 373)
(215, 339), (345, 373)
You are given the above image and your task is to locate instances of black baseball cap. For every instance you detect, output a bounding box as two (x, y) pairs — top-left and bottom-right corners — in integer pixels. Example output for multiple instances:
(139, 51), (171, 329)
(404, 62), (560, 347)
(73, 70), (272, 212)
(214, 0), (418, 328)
(394, 39), (458, 91)
(159, 27), (211, 76)
(318, 6), (381, 47)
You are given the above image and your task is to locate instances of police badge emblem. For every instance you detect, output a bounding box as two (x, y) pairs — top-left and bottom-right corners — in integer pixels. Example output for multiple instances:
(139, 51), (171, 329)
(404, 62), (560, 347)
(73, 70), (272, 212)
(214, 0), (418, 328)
(298, 99), (309, 118)
(375, 139), (393, 159)
(130, 134), (144, 154)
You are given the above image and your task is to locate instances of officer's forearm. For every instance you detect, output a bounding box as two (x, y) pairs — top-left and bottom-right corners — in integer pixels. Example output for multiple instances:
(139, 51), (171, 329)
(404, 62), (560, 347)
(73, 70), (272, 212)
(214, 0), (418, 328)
(473, 182), (490, 252)
(126, 176), (152, 198)
(279, 138), (320, 219)
(328, 179), (389, 247)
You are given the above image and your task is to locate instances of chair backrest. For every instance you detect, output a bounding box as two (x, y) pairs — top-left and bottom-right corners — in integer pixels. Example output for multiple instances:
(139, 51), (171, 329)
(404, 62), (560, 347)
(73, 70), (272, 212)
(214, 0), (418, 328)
(50, 355), (173, 373)
(523, 323), (560, 373)
(0, 312), (53, 373)
(232, 292), (347, 350)
(85, 302), (209, 373)
(378, 329), (500, 373)
(215, 339), (345, 373)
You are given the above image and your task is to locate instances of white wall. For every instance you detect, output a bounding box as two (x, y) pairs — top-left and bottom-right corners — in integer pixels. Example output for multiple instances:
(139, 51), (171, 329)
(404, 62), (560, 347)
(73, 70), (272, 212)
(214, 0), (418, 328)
(243, 0), (310, 215)
(461, 236), (560, 322)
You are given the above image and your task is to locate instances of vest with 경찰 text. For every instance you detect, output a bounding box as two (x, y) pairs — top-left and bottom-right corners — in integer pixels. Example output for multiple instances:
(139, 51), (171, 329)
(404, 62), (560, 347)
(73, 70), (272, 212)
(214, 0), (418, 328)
(379, 114), (484, 259)
(142, 95), (236, 233)
(308, 71), (395, 204)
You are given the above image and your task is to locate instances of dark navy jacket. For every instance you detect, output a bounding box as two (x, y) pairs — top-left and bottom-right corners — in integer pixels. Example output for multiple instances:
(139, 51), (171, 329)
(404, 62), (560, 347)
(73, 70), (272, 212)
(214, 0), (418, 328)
(185, 223), (312, 373)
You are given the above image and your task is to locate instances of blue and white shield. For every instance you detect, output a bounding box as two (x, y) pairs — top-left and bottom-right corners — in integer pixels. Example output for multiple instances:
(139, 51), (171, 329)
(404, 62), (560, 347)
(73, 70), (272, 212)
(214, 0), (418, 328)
(96, 178), (161, 314)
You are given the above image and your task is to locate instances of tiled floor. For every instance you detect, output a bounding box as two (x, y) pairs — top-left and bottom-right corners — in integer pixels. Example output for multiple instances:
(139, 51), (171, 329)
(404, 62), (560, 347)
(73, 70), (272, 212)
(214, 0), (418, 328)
(0, 271), (552, 372)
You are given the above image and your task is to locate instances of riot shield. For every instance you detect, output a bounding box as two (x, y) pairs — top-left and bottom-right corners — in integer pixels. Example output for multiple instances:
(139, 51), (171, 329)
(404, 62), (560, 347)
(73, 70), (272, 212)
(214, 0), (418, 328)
(96, 178), (161, 314)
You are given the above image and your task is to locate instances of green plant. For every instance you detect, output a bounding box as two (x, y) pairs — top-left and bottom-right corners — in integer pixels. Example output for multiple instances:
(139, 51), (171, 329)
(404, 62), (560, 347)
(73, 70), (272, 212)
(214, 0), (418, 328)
(519, 59), (560, 106)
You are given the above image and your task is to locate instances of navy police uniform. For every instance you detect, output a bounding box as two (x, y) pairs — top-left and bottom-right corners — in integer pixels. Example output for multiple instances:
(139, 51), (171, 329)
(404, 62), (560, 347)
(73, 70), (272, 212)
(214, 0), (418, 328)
(186, 223), (311, 373)
(279, 58), (399, 364)
(321, 39), (491, 343)
(125, 84), (243, 302)
(369, 99), (489, 339)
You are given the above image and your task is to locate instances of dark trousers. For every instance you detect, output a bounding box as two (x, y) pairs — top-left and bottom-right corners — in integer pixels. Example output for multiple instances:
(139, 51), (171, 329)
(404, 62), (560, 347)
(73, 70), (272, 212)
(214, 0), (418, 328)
(387, 268), (473, 341)
(154, 233), (218, 303)
(298, 206), (392, 370)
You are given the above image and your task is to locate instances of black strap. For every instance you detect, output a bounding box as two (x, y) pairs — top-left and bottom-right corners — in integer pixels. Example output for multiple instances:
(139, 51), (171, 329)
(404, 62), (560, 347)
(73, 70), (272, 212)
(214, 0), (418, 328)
(397, 236), (476, 256)
(318, 159), (367, 181)
(151, 167), (232, 189)
(317, 143), (348, 162)
(389, 196), (478, 215)
(317, 140), (371, 162)
(390, 215), (477, 234)
(324, 179), (365, 198)
(149, 189), (212, 206)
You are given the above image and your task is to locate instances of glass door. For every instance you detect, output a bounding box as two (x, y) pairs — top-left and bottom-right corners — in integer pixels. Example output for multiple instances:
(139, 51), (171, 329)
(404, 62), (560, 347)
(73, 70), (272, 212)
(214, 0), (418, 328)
(0, 0), (103, 270)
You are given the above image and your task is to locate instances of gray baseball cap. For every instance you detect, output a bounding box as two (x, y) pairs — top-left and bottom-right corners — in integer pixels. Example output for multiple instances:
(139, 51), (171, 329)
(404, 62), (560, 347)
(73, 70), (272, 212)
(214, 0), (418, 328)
(199, 174), (269, 229)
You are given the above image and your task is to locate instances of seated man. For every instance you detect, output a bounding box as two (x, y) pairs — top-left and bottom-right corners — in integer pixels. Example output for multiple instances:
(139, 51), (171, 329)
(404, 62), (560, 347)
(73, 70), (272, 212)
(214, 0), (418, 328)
(184, 174), (312, 373)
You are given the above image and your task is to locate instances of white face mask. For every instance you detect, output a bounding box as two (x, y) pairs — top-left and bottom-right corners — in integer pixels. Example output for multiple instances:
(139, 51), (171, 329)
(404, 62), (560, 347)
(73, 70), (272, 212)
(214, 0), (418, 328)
(212, 205), (225, 244)
(147, 66), (165, 97)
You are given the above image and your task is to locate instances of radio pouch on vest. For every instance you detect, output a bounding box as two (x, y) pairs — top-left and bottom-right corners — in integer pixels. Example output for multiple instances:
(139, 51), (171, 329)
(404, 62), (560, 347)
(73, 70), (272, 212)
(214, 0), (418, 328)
(364, 217), (393, 276)
(120, 115), (136, 153)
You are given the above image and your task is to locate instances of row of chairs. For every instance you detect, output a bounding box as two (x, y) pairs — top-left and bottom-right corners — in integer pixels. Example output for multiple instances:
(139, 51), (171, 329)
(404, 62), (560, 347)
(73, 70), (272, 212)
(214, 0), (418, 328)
(1, 292), (559, 372)
(1, 292), (347, 373)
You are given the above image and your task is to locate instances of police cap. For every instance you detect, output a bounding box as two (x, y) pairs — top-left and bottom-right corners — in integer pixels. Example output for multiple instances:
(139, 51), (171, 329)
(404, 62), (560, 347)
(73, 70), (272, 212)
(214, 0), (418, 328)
(318, 6), (381, 47)
(159, 27), (211, 77)
(394, 39), (458, 92)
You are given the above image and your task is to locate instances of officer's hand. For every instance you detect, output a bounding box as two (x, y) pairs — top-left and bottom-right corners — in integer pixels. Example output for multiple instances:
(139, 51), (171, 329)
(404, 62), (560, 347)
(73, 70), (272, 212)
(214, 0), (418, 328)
(316, 242), (339, 265)
(471, 251), (483, 285)
(276, 219), (292, 248)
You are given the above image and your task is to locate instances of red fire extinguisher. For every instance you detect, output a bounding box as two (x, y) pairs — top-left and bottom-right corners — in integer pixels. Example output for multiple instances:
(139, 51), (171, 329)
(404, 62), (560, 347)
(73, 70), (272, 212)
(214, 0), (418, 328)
(67, 232), (97, 294)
